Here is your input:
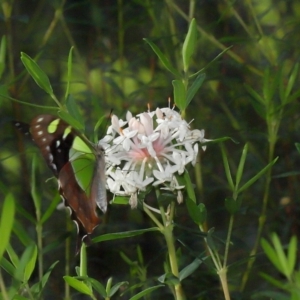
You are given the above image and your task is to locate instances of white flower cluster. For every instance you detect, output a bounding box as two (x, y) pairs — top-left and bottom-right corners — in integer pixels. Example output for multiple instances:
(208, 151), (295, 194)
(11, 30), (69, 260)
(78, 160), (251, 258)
(99, 107), (207, 208)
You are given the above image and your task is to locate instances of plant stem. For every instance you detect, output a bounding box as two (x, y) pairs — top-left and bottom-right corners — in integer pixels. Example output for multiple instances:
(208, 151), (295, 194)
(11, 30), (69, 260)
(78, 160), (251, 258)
(163, 219), (186, 300)
(80, 243), (87, 277)
(218, 268), (231, 300)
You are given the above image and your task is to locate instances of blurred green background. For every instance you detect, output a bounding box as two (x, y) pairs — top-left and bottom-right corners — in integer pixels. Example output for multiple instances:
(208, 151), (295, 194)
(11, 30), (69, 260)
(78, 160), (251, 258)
(1, 0), (300, 299)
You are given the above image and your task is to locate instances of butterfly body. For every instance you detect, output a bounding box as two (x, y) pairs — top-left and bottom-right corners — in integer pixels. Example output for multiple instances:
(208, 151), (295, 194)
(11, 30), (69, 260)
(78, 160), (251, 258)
(15, 114), (107, 250)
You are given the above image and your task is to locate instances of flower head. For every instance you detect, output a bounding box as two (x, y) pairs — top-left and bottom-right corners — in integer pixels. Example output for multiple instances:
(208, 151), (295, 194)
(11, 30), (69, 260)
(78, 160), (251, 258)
(99, 105), (208, 208)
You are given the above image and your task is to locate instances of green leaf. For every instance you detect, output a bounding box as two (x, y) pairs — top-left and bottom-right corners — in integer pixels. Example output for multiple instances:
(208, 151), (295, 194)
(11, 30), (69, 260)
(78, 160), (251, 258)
(186, 197), (200, 224)
(143, 38), (180, 77)
(6, 243), (19, 268)
(0, 193), (15, 259)
(20, 52), (53, 95)
(111, 196), (130, 205)
(58, 110), (85, 132)
(235, 143), (248, 190)
(186, 73), (206, 106)
(14, 243), (36, 282)
(172, 79), (186, 111)
(182, 18), (197, 72)
(157, 272), (179, 285)
(92, 228), (160, 243)
(244, 84), (265, 104)
(63, 276), (93, 296)
(31, 155), (41, 213)
(285, 63), (299, 101)
(24, 244), (37, 282)
(287, 236), (297, 276)
(66, 94), (84, 129)
(65, 46), (74, 100)
(296, 143), (300, 154)
(40, 193), (61, 224)
(220, 144), (234, 191)
(0, 36), (6, 79)
(238, 157), (278, 193)
(31, 261), (59, 295)
(87, 278), (107, 297)
(261, 238), (282, 272)
(0, 256), (16, 276)
(109, 281), (128, 297)
(271, 233), (290, 278)
(94, 113), (108, 143)
(179, 258), (203, 281)
(190, 46), (232, 78)
(259, 272), (287, 290)
(129, 285), (164, 300)
(184, 170), (196, 202)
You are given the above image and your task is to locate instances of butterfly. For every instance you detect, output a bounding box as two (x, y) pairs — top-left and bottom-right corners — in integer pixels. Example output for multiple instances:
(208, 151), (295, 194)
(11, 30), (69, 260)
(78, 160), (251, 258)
(14, 114), (107, 252)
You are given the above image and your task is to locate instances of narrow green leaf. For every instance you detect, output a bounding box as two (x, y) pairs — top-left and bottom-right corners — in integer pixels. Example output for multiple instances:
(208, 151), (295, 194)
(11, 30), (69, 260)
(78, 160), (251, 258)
(14, 243), (36, 282)
(262, 67), (271, 103)
(6, 243), (19, 268)
(13, 220), (34, 246)
(31, 261), (59, 295)
(65, 46), (74, 100)
(63, 276), (92, 296)
(129, 285), (164, 300)
(58, 110), (85, 132)
(87, 278), (107, 297)
(66, 94), (84, 128)
(186, 73), (206, 106)
(186, 197), (201, 224)
(295, 143), (300, 154)
(24, 244), (38, 282)
(190, 46), (232, 78)
(40, 193), (61, 224)
(20, 52), (53, 95)
(182, 18), (197, 72)
(0, 256), (16, 276)
(271, 233), (289, 277)
(0, 193), (15, 259)
(172, 79), (186, 111)
(179, 258), (202, 281)
(92, 228), (159, 243)
(220, 144), (234, 191)
(261, 238), (282, 272)
(143, 38), (180, 77)
(109, 281), (128, 297)
(0, 36), (6, 79)
(238, 157), (278, 193)
(235, 143), (248, 190)
(184, 170), (196, 202)
(287, 236), (297, 276)
(31, 155), (41, 213)
(244, 84), (265, 104)
(285, 63), (299, 101)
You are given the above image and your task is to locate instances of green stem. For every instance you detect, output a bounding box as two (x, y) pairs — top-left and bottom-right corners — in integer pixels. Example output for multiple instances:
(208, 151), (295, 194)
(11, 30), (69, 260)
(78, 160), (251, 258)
(143, 203), (164, 231)
(80, 243), (87, 277)
(239, 130), (277, 291)
(162, 202), (186, 300)
(223, 214), (234, 269)
(163, 219), (186, 300)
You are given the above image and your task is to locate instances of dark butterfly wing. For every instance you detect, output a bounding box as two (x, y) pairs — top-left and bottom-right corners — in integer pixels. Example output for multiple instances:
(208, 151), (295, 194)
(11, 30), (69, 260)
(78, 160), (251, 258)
(15, 114), (101, 252)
